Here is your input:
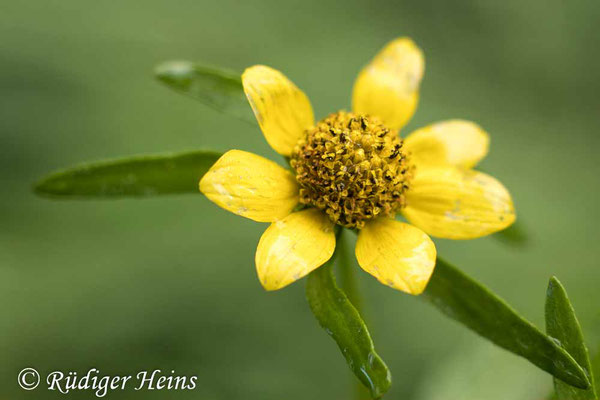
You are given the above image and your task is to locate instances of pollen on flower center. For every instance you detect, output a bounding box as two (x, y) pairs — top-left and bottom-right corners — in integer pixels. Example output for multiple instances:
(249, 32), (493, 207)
(290, 111), (413, 229)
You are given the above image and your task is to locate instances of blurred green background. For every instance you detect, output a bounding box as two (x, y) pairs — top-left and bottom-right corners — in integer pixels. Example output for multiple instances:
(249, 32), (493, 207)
(2, 0), (599, 398)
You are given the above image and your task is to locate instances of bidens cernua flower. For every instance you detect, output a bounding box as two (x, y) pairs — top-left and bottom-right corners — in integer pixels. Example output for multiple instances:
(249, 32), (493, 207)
(199, 38), (515, 294)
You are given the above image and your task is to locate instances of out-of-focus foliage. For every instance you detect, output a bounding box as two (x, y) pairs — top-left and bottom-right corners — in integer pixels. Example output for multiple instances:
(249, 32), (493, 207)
(155, 61), (254, 123)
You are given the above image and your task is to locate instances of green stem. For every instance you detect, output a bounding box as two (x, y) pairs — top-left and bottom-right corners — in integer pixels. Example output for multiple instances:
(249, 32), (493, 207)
(337, 229), (363, 314)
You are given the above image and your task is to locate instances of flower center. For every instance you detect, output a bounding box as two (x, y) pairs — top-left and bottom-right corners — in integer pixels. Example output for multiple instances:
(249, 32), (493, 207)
(290, 111), (412, 229)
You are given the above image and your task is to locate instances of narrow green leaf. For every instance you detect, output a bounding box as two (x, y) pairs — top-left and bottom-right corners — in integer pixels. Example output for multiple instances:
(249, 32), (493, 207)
(34, 150), (221, 198)
(306, 251), (391, 399)
(493, 220), (529, 247)
(545, 277), (597, 399)
(155, 61), (255, 123)
(423, 258), (590, 389)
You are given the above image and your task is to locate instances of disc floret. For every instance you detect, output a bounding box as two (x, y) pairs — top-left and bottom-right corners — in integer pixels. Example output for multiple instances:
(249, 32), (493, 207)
(291, 111), (412, 229)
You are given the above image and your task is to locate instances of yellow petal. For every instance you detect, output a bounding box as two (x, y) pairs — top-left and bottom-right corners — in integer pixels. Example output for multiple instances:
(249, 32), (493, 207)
(255, 208), (336, 291)
(404, 120), (490, 169)
(242, 65), (314, 156)
(352, 38), (424, 131)
(199, 149), (298, 222)
(403, 167), (515, 239)
(355, 218), (436, 295)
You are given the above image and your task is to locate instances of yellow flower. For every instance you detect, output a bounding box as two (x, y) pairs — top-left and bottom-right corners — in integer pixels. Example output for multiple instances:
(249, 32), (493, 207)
(200, 38), (515, 295)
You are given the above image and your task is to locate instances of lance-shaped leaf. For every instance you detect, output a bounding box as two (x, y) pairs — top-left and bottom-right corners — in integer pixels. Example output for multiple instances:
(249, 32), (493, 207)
(423, 258), (590, 389)
(306, 252), (391, 399)
(545, 277), (597, 399)
(155, 61), (255, 123)
(34, 150), (221, 198)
